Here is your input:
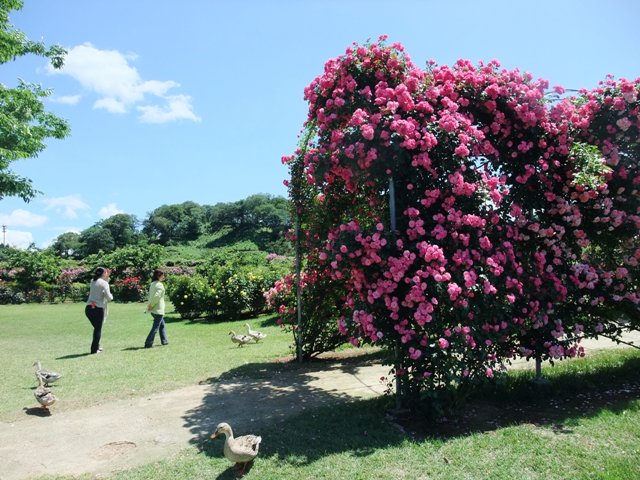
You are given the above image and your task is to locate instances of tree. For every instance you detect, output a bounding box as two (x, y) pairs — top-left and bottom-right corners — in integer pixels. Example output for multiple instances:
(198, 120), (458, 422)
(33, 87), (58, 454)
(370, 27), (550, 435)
(206, 195), (290, 233)
(0, 0), (70, 201)
(100, 213), (139, 248)
(49, 231), (80, 258)
(99, 244), (164, 283)
(206, 201), (244, 231)
(245, 194), (290, 230)
(77, 226), (115, 256)
(203, 195), (291, 254)
(143, 201), (204, 244)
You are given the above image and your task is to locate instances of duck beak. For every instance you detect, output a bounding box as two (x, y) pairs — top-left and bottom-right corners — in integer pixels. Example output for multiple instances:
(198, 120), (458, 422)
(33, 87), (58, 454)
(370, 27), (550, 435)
(210, 432), (219, 440)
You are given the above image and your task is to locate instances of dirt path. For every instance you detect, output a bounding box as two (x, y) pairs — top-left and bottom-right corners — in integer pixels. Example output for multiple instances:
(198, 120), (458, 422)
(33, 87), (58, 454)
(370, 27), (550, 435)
(0, 332), (638, 480)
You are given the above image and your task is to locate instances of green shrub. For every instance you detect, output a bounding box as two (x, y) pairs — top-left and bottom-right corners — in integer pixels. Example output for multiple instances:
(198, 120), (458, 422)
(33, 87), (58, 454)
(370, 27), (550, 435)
(69, 282), (89, 303)
(112, 276), (146, 303)
(3, 250), (61, 291)
(26, 281), (54, 303)
(210, 268), (249, 318)
(199, 256), (292, 319)
(165, 275), (211, 319)
(0, 283), (25, 304)
(85, 244), (164, 284)
(164, 253), (292, 321)
(56, 267), (89, 302)
(245, 270), (276, 315)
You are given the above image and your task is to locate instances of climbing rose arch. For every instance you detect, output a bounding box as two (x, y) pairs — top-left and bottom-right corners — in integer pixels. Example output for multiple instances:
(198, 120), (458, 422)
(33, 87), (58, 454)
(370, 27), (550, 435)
(273, 37), (639, 400)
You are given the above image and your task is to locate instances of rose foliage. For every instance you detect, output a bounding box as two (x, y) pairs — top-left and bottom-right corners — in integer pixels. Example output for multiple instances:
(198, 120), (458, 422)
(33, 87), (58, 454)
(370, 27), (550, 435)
(271, 37), (639, 401)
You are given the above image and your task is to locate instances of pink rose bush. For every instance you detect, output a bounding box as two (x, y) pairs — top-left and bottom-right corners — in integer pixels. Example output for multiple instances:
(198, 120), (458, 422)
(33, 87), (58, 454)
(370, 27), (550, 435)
(275, 37), (639, 402)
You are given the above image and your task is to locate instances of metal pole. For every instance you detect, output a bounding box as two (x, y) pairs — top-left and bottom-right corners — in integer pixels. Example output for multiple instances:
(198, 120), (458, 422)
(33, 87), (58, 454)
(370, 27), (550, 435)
(389, 178), (396, 234)
(295, 219), (303, 363)
(2, 225), (6, 245)
(389, 176), (402, 409)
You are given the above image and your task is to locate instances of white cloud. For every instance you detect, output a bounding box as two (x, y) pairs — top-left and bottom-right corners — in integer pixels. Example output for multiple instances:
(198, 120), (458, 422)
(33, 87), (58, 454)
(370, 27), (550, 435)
(51, 94), (82, 105)
(137, 94), (201, 123)
(42, 195), (90, 219)
(48, 42), (199, 123)
(4, 230), (34, 249)
(0, 209), (48, 227)
(94, 97), (127, 114)
(98, 203), (124, 219)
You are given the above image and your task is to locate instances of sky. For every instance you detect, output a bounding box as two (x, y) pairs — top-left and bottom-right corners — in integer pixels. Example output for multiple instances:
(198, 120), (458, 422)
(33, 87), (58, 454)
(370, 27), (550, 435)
(1, 0), (639, 249)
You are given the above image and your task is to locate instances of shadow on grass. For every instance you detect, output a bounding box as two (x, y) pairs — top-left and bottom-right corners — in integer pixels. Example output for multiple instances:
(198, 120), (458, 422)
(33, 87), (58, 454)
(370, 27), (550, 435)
(396, 352), (640, 440)
(179, 312), (279, 326)
(252, 315), (281, 328)
(183, 349), (393, 453)
(56, 352), (91, 359)
(165, 312), (281, 330)
(164, 315), (188, 324)
(185, 349), (640, 468)
(163, 312), (267, 325)
(199, 395), (402, 478)
(211, 463), (255, 480)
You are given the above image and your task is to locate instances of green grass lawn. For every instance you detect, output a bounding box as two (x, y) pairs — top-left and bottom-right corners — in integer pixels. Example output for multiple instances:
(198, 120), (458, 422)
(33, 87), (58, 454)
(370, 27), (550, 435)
(2, 303), (639, 479)
(0, 302), (292, 421)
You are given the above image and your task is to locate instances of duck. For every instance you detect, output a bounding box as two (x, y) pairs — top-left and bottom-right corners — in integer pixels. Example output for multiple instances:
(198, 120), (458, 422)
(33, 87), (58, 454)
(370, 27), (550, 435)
(245, 323), (267, 343)
(34, 376), (57, 409)
(229, 331), (253, 347)
(210, 422), (261, 476)
(33, 361), (62, 387)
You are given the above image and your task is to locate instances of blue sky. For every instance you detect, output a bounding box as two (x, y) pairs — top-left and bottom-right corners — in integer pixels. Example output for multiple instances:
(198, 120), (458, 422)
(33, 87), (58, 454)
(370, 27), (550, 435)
(1, 0), (639, 249)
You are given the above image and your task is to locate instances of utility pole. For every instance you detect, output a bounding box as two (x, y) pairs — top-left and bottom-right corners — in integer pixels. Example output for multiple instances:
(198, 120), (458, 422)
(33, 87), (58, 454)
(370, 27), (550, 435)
(1, 225), (6, 245)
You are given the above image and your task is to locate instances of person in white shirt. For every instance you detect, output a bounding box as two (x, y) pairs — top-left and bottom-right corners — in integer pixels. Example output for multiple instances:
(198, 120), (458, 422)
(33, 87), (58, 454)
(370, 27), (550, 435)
(85, 267), (113, 354)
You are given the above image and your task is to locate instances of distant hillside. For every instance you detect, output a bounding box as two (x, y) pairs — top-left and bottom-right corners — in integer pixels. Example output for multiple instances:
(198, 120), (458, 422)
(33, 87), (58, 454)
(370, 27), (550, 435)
(46, 194), (292, 262)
